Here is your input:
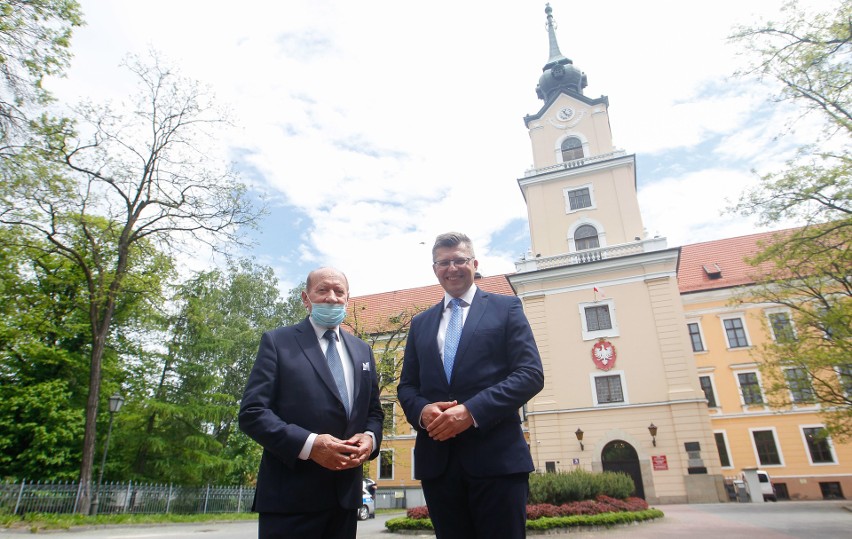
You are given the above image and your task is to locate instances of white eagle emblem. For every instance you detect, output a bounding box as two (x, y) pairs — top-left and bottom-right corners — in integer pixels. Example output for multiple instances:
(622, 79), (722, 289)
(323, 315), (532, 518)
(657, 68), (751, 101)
(594, 344), (613, 365)
(591, 341), (617, 371)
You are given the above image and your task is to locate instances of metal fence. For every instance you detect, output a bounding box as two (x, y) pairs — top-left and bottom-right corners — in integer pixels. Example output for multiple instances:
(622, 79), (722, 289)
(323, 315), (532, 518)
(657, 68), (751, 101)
(0, 480), (255, 515)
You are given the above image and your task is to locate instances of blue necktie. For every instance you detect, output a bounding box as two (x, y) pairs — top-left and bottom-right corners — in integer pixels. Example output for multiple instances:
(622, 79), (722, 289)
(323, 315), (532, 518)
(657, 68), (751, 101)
(443, 298), (463, 382)
(323, 330), (350, 417)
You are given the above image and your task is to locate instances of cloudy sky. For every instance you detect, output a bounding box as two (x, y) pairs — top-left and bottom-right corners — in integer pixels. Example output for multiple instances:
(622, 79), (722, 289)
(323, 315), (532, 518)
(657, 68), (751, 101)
(47, 0), (833, 297)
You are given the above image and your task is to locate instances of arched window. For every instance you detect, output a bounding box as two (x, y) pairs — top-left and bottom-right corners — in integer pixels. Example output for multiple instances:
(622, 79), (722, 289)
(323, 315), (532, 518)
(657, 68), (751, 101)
(575, 224), (599, 250)
(561, 137), (584, 162)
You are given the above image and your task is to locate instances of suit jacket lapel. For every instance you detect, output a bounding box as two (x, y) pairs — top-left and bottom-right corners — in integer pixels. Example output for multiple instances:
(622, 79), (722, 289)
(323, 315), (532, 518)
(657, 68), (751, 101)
(341, 331), (363, 404)
(424, 301), (446, 383)
(454, 288), (487, 370)
(295, 318), (345, 408)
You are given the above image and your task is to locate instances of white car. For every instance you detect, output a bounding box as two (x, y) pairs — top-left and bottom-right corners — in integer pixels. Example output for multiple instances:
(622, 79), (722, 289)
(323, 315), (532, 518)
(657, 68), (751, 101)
(359, 483), (376, 520)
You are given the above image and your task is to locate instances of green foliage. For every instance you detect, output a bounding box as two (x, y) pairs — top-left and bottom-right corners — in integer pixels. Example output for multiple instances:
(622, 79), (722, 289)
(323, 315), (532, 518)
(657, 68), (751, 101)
(0, 380), (84, 480)
(0, 230), (163, 480)
(728, 0), (852, 440)
(0, 0), (83, 138)
(528, 470), (635, 504)
(525, 509), (664, 531)
(385, 516), (434, 532)
(0, 512), (256, 532)
(385, 509), (664, 533)
(122, 260), (294, 486)
(730, 0), (851, 140)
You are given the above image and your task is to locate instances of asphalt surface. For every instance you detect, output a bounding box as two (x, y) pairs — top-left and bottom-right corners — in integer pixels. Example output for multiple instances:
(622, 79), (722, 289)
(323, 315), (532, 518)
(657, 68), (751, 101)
(0, 501), (849, 538)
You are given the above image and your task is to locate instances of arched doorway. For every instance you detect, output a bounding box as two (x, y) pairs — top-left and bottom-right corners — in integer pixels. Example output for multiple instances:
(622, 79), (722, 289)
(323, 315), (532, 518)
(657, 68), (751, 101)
(601, 440), (645, 499)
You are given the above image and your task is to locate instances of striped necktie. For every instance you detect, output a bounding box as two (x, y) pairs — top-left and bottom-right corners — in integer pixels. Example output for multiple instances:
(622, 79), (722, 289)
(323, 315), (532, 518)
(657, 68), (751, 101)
(323, 330), (350, 417)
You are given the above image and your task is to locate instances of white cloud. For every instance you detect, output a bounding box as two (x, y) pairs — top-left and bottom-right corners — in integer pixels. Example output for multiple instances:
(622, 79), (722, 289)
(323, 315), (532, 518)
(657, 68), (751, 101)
(46, 0), (836, 296)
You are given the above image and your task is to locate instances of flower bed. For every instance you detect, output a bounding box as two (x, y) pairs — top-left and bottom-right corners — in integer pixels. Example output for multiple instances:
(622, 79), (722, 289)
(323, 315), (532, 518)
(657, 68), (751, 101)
(385, 495), (663, 533)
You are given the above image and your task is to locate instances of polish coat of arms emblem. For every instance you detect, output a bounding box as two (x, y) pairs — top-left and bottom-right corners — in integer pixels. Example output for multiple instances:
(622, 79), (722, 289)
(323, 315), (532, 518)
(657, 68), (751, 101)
(591, 340), (616, 371)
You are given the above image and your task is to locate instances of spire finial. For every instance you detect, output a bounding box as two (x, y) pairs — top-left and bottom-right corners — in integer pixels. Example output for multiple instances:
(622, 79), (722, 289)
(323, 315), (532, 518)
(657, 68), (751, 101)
(544, 3), (569, 68)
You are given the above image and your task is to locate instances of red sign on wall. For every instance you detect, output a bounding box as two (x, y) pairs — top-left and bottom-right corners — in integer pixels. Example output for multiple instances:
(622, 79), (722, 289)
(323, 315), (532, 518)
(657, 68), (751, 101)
(652, 455), (668, 471)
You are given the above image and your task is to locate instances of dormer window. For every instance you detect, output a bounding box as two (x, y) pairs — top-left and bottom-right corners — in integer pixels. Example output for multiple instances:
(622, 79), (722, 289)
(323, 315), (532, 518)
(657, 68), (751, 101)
(561, 137), (584, 162)
(703, 263), (722, 279)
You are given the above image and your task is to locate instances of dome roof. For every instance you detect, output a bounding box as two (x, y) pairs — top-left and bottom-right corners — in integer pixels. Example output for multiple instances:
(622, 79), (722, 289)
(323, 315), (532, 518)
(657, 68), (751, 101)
(535, 4), (588, 102)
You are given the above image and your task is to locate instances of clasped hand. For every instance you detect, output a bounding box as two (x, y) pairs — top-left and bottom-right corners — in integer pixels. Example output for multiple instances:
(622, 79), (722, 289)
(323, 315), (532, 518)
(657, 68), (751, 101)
(421, 400), (473, 441)
(310, 433), (373, 471)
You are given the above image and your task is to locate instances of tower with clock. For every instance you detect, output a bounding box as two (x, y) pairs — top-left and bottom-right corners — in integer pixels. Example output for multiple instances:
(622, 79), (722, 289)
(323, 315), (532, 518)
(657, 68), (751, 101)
(508, 4), (726, 504)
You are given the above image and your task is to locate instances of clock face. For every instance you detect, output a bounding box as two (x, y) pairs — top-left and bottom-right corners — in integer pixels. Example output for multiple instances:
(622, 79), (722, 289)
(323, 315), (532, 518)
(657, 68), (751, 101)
(556, 107), (574, 121)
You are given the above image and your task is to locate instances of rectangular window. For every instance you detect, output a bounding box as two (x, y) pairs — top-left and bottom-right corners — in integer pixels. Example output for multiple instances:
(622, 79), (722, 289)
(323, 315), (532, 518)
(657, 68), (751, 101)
(724, 318), (749, 348)
(714, 432), (731, 467)
(595, 374), (624, 404)
(738, 372), (764, 405)
(803, 427), (834, 464)
(585, 305), (612, 331)
(688, 322), (705, 352)
(567, 187), (592, 210)
(838, 365), (852, 396)
(378, 355), (395, 387)
(381, 402), (395, 434)
(699, 376), (717, 407)
(768, 311), (796, 342)
(752, 430), (782, 466)
(784, 368), (815, 404)
(545, 461), (557, 473)
(378, 449), (394, 480)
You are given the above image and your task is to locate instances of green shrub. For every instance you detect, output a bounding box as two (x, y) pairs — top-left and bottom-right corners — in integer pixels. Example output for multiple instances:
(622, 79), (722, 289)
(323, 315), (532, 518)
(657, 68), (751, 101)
(385, 516), (434, 532)
(528, 469), (634, 504)
(525, 509), (664, 531)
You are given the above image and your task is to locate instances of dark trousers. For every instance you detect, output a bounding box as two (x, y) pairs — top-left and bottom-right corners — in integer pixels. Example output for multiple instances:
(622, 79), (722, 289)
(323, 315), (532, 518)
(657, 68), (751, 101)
(258, 507), (357, 539)
(421, 450), (529, 539)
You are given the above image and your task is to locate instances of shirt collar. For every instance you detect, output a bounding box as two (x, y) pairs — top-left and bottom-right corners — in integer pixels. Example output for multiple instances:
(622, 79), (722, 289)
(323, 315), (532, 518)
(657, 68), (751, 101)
(308, 317), (339, 341)
(444, 284), (477, 309)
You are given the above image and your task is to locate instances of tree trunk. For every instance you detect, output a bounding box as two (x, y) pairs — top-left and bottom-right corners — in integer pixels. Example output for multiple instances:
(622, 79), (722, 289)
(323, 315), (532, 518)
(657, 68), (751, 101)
(76, 330), (106, 513)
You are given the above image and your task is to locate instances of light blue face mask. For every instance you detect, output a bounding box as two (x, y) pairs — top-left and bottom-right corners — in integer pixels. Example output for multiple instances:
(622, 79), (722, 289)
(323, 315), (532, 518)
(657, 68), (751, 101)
(310, 302), (347, 327)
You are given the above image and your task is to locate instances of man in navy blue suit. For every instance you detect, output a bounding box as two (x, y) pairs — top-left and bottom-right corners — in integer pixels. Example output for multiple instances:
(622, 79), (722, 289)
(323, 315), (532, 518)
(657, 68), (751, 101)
(239, 267), (383, 539)
(398, 232), (544, 538)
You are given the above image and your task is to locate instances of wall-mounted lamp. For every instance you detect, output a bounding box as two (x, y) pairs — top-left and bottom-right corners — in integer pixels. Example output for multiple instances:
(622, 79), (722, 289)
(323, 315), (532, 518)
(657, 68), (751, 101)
(575, 428), (584, 451)
(648, 423), (658, 447)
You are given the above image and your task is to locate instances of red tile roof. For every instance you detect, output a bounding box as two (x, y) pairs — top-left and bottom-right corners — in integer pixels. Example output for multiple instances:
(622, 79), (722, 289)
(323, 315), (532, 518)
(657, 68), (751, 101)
(345, 228), (799, 328)
(347, 274), (514, 333)
(677, 228), (796, 294)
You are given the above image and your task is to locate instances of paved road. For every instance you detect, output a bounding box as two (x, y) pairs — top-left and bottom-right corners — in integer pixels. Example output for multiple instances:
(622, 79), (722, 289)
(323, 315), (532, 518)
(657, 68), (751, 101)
(1, 502), (849, 538)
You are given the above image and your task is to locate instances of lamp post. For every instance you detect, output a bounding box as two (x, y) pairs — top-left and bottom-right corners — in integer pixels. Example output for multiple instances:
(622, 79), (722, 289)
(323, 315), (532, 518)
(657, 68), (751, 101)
(90, 392), (125, 515)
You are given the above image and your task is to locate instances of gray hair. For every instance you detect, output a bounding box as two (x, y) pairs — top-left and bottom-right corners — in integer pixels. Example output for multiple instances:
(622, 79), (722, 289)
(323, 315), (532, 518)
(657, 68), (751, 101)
(432, 232), (475, 260)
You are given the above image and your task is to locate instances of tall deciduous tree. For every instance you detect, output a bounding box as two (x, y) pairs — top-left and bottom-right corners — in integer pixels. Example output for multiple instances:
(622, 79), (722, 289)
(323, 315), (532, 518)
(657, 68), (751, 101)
(0, 226), (169, 480)
(0, 52), (261, 510)
(729, 0), (851, 439)
(123, 261), (300, 485)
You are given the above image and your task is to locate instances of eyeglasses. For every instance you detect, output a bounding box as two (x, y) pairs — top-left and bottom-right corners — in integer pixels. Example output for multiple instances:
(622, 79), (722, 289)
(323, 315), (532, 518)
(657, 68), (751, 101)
(433, 257), (473, 268)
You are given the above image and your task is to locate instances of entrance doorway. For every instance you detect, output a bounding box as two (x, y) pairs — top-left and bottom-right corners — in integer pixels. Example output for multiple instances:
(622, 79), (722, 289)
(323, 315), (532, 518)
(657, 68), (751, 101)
(601, 440), (645, 499)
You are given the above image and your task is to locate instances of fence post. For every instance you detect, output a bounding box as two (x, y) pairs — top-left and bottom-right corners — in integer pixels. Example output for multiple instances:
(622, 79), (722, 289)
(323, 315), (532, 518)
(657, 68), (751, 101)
(73, 479), (83, 516)
(203, 484), (210, 514)
(166, 484), (172, 514)
(124, 480), (132, 513)
(237, 485), (243, 513)
(13, 479), (25, 515)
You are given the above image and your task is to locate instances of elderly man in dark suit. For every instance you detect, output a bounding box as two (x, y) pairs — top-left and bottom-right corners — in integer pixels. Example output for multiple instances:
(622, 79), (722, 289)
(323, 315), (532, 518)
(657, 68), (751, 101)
(240, 267), (383, 539)
(398, 232), (544, 539)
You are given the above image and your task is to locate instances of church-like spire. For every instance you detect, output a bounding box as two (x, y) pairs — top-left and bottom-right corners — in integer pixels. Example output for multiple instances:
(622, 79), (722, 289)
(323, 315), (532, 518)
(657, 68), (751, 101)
(536, 3), (588, 102)
(544, 3), (569, 70)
